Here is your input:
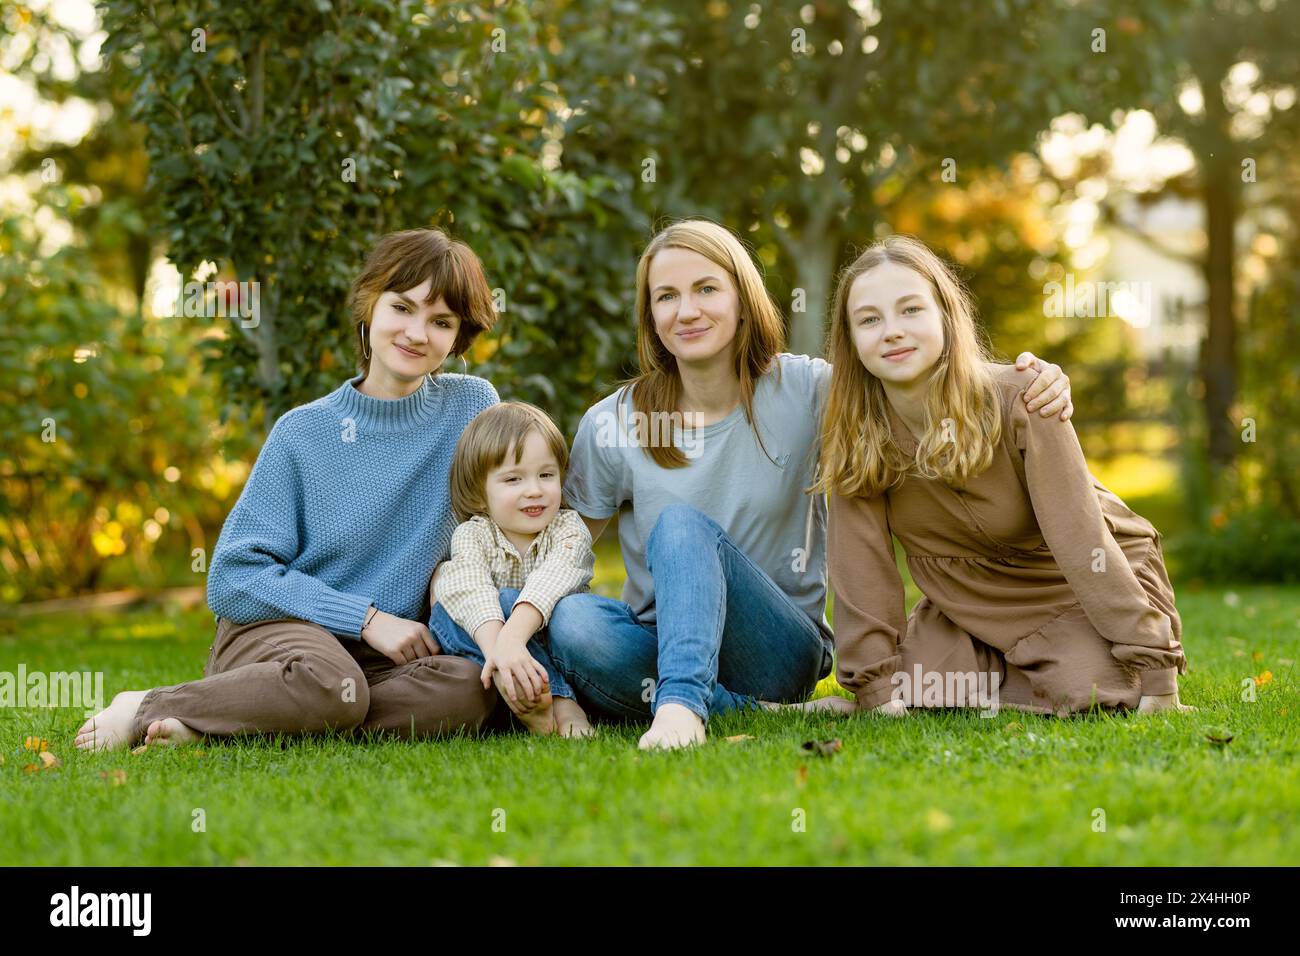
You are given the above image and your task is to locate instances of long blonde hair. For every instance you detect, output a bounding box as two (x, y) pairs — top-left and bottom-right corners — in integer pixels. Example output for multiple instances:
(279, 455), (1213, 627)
(624, 219), (786, 468)
(815, 235), (1002, 498)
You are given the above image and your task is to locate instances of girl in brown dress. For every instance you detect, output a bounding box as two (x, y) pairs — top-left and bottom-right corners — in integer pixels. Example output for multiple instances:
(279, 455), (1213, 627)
(813, 236), (1190, 717)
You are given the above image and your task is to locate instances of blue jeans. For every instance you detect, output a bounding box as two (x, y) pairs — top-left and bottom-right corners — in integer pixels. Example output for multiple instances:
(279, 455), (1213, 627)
(429, 587), (575, 700)
(546, 504), (833, 722)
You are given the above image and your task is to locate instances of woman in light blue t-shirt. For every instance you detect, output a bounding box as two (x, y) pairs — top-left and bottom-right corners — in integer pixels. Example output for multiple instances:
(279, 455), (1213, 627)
(549, 219), (1074, 749)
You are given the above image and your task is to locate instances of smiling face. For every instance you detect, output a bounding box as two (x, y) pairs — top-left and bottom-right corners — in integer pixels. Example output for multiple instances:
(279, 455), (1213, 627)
(646, 246), (741, 369)
(364, 277), (463, 388)
(846, 260), (947, 390)
(483, 429), (562, 547)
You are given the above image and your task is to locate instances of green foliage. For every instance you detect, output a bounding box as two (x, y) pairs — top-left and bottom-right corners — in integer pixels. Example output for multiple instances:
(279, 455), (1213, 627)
(1239, 251), (1300, 519)
(0, 203), (248, 602)
(1171, 212), (1300, 582)
(98, 0), (650, 433)
(1171, 507), (1300, 584)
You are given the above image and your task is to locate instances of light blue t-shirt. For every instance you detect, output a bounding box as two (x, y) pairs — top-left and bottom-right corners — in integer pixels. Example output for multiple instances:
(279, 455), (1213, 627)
(563, 352), (833, 639)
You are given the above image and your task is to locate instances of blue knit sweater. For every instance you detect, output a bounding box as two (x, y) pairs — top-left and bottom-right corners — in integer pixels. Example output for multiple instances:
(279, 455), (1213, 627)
(206, 371), (499, 639)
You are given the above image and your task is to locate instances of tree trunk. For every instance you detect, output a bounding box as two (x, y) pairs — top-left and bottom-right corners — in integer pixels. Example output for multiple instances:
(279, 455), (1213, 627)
(789, 235), (836, 358)
(254, 275), (284, 435)
(1199, 157), (1239, 467)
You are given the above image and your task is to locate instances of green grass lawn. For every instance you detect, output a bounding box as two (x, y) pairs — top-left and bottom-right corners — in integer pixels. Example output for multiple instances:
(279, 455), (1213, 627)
(1, 581), (1296, 866)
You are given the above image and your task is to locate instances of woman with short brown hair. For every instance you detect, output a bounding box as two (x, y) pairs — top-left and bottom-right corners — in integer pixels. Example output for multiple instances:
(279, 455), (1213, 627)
(76, 228), (503, 750)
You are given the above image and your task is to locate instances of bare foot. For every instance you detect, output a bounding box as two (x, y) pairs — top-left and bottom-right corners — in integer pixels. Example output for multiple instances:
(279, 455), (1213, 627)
(74, 690), (149, 751)
(638, 702), (706, 750)
(144, 717), (202, 747)
(508, 690), (559, 735)
(871, 698), (908, 717)
(553, 697), (595, 738)
(993, 700), (1057, 716)
(1136, 693), (1196, 715)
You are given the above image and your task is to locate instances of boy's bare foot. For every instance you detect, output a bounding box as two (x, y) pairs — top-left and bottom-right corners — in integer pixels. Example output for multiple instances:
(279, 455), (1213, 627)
(553, 697), (595, 738)
(508, 690), (559, 735)
(74, 690), (149, 751)
(638, 702), (706, 750)
(144, 717), (202, 747)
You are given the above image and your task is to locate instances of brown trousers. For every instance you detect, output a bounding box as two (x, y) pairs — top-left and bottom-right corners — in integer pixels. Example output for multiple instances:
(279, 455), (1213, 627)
(128, 616), (498, 746)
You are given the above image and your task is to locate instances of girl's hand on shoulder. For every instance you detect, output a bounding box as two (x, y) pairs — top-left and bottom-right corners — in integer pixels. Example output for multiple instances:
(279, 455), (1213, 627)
(1015, 352), (1074, 422)
(1136, 691), (1196, 714)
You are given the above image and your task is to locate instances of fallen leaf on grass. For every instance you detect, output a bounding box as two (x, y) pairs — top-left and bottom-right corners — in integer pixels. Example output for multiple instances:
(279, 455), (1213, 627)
(1254, 671), (1273, 687)
(1252, 651), (1265, 662)
(99, 769), (127, 786)
(1003, 721), (1025, 735)
(801, 738), (842, 757)
(23, 736), (49, 752)
(130, 744), (149, 755)
(23, 751), (60, 773)
(1204, 730), (1235, 746)
(794, 765), (808, 787)
(725, 734), (756, 743)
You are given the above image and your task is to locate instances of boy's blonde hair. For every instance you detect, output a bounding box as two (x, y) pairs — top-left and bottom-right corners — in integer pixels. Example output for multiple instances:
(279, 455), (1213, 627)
(450, 402), (570, 522)
(814, 235), (1002, 499)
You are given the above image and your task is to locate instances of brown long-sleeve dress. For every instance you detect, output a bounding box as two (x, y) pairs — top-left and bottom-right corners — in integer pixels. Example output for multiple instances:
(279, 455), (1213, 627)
(829, 363), (1188, 715)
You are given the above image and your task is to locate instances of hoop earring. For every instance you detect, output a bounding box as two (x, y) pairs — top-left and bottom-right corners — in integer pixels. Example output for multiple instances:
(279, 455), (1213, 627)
(360, 325), (371, 361)
(459, 353), (469, 373)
